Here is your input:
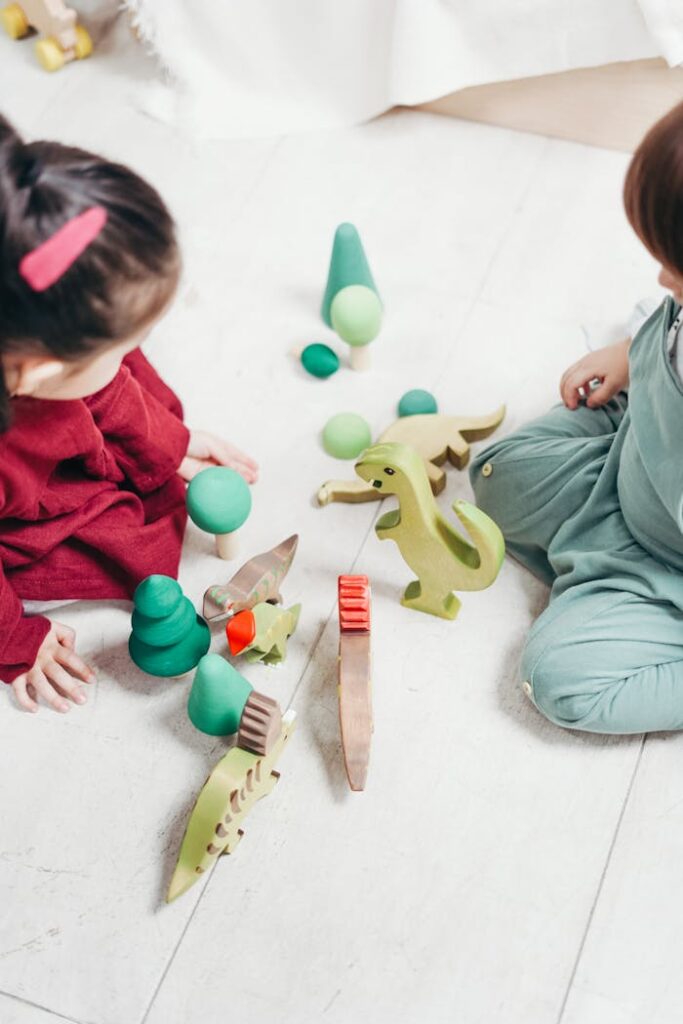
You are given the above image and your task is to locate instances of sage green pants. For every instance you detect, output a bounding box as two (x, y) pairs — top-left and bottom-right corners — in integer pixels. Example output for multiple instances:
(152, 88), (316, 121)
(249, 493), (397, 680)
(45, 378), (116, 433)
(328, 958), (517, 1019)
(470, 390), (683, 735)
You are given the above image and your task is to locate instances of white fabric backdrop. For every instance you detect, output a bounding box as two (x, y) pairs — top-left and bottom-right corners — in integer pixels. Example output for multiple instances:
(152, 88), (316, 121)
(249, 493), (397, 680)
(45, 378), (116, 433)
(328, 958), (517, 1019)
(123, 0), (683, 139)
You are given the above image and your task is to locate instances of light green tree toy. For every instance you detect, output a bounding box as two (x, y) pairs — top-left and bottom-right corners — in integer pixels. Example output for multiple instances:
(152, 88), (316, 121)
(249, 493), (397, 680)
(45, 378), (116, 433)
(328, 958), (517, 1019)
(128, 575), (210, 677)
(354, 442), (505, 620)
(321, 222), (382, 371)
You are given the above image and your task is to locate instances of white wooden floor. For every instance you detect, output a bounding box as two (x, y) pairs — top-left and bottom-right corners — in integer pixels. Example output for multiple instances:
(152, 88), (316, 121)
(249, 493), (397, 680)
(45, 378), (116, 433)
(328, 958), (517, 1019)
(1, 18), (679, 1024)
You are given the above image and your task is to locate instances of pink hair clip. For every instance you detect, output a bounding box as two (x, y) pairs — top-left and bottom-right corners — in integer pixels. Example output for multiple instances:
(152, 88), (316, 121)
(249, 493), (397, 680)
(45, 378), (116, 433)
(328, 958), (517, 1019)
(19, 205), (107, 292)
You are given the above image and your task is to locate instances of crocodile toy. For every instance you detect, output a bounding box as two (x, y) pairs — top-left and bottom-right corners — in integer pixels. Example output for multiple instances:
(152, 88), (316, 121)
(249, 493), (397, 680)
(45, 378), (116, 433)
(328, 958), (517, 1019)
(203, 534), (298, 622)
(226, 602), (302, 665)
(355, 442), (505, 619)
(318, 407), (504, 506)
(167, 709), (296, 902)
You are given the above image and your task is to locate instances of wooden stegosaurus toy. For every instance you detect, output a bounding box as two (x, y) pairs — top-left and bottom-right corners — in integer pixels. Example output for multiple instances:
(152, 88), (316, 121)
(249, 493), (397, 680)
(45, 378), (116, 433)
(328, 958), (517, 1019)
(167, 709), (296, 902)
(355, 442), (505, 620)
(317, 407), (505, 505)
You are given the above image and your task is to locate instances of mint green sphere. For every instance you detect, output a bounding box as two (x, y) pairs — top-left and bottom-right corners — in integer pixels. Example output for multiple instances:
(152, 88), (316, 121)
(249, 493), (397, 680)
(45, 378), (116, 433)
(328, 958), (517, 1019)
(187, 466), (252, 534)
(398, 389), (438, 417)
(330, 285), (382, 347)
(301, 343), (340, 379)
(322, 412), (372, 459)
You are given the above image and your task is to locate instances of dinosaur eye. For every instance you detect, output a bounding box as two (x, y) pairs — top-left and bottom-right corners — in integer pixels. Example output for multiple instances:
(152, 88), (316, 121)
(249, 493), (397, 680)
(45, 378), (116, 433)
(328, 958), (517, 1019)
(384, 468), (395, 475)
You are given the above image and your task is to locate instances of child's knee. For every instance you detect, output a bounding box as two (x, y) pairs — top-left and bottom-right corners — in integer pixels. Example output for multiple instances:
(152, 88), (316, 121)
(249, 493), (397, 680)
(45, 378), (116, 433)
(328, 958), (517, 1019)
(520, 639), (600, 730)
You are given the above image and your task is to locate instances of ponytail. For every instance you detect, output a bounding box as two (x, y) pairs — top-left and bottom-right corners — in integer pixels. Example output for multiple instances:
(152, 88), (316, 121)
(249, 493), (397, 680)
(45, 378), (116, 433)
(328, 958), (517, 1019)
(0, 111), (180, 433)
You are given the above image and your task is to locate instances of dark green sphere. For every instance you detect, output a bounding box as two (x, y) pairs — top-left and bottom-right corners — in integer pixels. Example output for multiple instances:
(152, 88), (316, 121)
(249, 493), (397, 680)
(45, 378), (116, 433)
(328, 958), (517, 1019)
(301, 343), (340, 379)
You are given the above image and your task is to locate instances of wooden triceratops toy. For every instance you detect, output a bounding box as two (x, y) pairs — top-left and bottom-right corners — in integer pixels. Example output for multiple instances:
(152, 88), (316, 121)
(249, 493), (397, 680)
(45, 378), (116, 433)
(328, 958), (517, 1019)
(355, 442), (504, 620)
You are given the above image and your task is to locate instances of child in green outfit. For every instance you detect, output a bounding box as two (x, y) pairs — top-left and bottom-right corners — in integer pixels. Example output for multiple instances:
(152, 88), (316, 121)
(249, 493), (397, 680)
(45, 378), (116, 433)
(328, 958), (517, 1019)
(470, 100), (683, 735)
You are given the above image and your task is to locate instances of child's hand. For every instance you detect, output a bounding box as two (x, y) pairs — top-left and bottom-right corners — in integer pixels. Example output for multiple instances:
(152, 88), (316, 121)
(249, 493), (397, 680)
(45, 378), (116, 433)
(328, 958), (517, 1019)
(11, 621), (96, 714)
(560, 338), (631, 410)
(179, 430), (259, 484)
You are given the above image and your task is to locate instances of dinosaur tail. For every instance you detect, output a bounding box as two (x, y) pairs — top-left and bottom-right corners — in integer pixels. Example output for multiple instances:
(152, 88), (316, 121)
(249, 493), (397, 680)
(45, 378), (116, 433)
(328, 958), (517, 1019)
(456, 405), (506, 441)
(450, 499), (505, 590)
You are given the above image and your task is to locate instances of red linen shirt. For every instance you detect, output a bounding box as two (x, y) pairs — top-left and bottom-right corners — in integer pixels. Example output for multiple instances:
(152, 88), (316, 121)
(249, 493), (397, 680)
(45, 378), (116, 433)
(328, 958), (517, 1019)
(0, 348), (189, 683)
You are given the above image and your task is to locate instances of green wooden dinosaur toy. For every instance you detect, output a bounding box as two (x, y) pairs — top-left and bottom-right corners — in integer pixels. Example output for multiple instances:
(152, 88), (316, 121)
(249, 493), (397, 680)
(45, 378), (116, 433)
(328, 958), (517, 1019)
(167, 709), (296, 902)
(318, 407), (505, 505)
(226, 602), (301, 665)
(354, 442), (505, 620)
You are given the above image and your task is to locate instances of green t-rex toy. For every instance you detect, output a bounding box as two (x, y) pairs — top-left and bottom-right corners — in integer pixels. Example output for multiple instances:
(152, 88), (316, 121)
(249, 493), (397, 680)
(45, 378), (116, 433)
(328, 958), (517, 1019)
(355, 442), (505, 620)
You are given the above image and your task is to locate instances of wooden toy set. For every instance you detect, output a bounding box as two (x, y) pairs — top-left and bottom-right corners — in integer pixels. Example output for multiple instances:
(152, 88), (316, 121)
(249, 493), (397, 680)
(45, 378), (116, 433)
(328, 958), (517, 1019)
(124, 225), (506, 901)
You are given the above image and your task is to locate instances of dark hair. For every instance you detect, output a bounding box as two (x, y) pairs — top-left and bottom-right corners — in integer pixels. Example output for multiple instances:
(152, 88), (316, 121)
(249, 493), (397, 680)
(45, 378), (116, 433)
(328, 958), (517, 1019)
(624, 100), (683, 276)
(0, 113), (180, 431)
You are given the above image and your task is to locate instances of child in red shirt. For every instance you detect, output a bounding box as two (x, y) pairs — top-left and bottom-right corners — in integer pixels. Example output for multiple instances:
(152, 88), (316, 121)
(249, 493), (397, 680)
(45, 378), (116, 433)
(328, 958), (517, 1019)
(0, 114), (257, 714)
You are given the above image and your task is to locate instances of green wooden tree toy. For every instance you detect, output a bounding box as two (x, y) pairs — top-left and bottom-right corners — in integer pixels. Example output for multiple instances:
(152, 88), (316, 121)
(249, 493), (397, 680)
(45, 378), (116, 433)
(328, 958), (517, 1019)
(129, 575), (210, 677)
(321, 222), (382, 371)
(167, 708), (296, 903)
(226, 602), (301, 665)
(188, 654), (282, 754)
(354, 442), (505, 620)
(187, 466), (252, 560)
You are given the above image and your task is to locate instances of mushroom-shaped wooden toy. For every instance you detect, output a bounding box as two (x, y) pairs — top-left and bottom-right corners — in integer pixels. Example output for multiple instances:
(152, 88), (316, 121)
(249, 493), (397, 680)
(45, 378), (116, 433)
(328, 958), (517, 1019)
(186, 466), (252, 560)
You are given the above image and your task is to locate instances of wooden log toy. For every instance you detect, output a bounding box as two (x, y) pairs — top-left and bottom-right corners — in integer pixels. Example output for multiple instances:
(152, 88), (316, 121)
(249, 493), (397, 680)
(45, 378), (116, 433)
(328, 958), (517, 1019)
(317, 406), (505, 505)
(203, 534), (298, 622)
(188, 654), (282, 753)
(167, 708), (296, 903)
(337, 575), (373, 792)
(321, 223), (382, 371)
(355, 442), (505, 620)
(1, 0), (92, 71)
(128, 575), (210, 677)
(227, 602), (301, 666)
(186, 466), (252, 560)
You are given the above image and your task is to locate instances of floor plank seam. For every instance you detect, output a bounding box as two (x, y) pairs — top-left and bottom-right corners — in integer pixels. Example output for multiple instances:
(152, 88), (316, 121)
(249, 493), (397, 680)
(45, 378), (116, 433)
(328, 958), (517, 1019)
(555, 734), (647, 1024)
(0, 986), (84, 1024)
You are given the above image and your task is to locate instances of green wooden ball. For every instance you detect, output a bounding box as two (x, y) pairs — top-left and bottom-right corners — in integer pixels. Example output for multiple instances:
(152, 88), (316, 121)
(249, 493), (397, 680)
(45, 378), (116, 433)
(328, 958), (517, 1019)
(188, 654), (253, 736)
(330, 285), (382, 347)
(301, 343), (340, 379)
(398, 389), (438, 417)
(322, 412), (372, 459)
(186, 466), (252, 534)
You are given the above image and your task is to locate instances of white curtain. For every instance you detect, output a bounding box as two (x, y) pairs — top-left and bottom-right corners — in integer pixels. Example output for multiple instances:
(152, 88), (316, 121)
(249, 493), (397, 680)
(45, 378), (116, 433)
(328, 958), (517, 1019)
(123, 0), (683, 139)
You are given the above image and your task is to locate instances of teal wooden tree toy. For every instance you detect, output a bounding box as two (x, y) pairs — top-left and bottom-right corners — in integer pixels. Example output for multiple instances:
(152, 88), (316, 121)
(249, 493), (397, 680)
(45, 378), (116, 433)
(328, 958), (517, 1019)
(226, 602), (301, 665)
(188, 654), (282, 753)
(321, 223), (382, 371)
(168, 706), (296, 902)
(354, 442), (505, 620)
(129, 575), (210, 677)
(187, 466), (252, 560)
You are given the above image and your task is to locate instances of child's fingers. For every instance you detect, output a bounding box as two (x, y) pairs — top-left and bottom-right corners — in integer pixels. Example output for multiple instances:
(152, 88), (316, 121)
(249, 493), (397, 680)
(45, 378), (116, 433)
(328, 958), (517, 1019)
(586, 378), (616, 408)
(52, 621), (76, 648)
(12, 676), (39, 713)
(28, 669), (70, 713)
(200, 435), (258, 472)
(54, 645), (96, 683)
(45, 661), (88, 704)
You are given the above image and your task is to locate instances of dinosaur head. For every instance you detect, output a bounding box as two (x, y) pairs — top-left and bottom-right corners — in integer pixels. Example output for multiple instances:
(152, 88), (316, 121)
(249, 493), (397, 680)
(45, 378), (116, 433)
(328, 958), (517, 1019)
(354, 442), (425, 495)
